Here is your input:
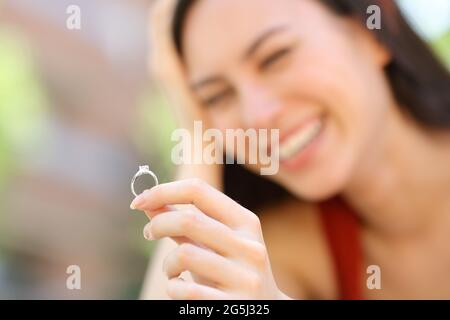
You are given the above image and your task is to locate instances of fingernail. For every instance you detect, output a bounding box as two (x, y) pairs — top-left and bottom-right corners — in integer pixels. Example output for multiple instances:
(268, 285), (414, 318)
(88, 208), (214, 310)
(143, 228), (154, 240)
(130, 194), (144, 210)
(130, 189), (149, 210)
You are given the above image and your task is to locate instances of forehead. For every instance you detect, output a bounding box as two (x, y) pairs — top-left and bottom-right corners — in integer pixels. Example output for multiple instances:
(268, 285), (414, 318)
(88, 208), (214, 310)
(182, 0), (301, 78)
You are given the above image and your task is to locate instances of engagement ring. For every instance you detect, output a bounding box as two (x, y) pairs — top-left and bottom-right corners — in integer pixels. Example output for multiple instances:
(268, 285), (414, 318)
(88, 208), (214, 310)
(131, 165), (159, 197)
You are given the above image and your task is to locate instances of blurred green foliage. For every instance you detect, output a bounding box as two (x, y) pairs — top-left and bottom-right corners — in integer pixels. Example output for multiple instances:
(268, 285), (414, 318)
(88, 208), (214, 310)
(432, 29), (450, 70)
(0, 28), (48, 189)
(135, 89), (178, 183)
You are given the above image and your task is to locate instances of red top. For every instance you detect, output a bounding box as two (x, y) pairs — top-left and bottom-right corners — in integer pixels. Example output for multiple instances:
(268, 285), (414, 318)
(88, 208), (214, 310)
(318, 196), (363, 300)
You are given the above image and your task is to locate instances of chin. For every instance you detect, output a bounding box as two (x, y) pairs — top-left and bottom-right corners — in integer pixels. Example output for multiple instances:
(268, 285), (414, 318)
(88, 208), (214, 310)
(278, 164), (352, 202)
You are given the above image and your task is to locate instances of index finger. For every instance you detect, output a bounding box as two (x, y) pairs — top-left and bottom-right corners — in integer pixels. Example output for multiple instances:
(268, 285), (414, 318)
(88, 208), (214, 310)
(130, 179), (254, 228)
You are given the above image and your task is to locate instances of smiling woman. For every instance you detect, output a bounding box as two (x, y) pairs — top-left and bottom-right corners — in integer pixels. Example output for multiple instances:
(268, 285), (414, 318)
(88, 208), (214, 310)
(141, 0), (450, 300)
(172, 0), (450, 205)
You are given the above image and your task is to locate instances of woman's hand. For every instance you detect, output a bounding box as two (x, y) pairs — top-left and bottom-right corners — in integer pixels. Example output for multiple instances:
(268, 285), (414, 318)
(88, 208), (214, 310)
(144, 2), (288, 299)
(131, 178), (290, 300)
(148, 0), (204, 128)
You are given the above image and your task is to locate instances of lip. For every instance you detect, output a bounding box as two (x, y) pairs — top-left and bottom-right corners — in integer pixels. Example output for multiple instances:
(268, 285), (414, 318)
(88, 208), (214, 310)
(278, 115), (325, 171)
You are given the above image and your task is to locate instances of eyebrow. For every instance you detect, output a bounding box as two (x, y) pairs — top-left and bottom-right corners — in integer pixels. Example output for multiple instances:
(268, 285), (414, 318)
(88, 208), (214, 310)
(190, 24), (289, 91)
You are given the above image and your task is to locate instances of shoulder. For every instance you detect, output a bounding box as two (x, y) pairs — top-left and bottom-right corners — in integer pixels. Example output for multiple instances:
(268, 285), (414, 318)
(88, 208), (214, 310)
(258, 198), (339, 299)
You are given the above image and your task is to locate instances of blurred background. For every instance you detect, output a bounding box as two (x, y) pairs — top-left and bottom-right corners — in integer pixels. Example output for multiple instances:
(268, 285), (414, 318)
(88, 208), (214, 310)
(0, 0), (448, 299)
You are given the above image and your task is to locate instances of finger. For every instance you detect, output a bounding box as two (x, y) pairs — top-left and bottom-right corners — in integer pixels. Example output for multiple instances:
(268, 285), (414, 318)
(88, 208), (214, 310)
(143, 204), (194, 220)
(145, 230), (191, 246)
(149, 0), (175, 33)
(149, 0), (181, 84)
(142, 204), (172, 220)
(142, 205), (218, 250)
(143, 209), (267, 267)
(140, 204), (194, 245)
(167, 277), (228, 300)
(143, 210), (240, 256)
(131, 179), (254, 228)
(163, 243), (253, 289)
(144, 222), (204, 250)
(149, 0), (176, 55)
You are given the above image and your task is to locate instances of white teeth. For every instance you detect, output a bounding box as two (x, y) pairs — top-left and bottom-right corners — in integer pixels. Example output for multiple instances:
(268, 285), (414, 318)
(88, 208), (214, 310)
(279, 118), (323, 160)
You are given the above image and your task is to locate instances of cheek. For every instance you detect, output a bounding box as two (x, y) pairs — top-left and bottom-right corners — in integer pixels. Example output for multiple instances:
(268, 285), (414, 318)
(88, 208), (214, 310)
(297, 50), (383, 149)
(207, 106), (243, 131)
(329, 63), (392, 173)
(271, 68), (384, 199)
(208, 112), (227, 129)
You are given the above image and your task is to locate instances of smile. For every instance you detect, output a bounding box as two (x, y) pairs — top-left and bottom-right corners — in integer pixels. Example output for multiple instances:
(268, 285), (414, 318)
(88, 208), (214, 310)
(279, 116), (324, 162)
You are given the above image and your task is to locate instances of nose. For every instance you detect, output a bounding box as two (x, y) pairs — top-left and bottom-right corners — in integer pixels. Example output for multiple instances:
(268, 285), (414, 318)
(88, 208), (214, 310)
(239, 84), (282, 129)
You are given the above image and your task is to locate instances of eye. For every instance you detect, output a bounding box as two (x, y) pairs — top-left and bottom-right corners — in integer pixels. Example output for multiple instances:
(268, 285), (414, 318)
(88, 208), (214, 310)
(201, 87), (234, 108)
(259, 46), (294, 71)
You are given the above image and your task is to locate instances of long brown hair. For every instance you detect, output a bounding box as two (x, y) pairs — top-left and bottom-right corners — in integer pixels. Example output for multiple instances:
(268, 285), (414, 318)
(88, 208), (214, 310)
(171, 0), (450, 212)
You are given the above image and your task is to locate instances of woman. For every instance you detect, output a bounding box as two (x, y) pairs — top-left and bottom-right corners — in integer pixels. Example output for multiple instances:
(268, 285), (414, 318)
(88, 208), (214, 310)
(136, 0), (450, 299)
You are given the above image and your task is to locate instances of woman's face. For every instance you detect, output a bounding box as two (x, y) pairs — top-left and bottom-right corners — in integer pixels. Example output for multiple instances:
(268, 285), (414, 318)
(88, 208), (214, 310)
(182, 0), (393, 200)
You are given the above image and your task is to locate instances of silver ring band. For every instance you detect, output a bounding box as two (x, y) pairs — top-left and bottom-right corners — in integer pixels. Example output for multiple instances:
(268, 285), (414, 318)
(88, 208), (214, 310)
(131, 165), (159, 197)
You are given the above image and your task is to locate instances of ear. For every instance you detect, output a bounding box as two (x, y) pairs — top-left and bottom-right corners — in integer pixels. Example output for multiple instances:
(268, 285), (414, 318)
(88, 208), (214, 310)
(346, 18), (392, 68)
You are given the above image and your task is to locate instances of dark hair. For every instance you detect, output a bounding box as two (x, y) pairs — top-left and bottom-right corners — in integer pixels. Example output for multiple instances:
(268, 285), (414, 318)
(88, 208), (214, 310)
(171, 0), (450, 212)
